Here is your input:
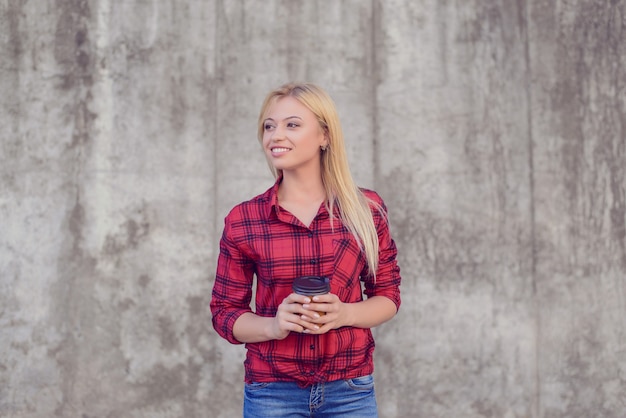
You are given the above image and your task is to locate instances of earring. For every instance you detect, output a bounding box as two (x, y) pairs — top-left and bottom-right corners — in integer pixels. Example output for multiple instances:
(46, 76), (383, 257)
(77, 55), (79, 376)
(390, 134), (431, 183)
(321, 145), (327, 151)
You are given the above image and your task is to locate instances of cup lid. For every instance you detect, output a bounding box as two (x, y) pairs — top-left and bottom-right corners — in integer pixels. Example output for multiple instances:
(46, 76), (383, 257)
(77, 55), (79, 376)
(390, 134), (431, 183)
(292, 276), (330, 295)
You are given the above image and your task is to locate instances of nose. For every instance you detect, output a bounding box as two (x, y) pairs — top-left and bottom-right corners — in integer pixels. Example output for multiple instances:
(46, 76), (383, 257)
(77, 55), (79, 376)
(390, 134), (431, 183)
(271, 125), (286, 141)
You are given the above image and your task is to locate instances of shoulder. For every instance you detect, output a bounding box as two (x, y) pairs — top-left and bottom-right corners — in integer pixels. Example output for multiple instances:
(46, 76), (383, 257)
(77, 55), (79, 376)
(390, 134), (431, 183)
(358, 188), (390, 228)
(359, 187), (387, 209)
(359, 188), (383, 203)
(224, 186), (273, 224)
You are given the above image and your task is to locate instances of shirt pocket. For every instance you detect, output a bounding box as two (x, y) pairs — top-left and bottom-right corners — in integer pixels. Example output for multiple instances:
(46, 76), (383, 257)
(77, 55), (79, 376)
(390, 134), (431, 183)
(331, 238), (366, 303)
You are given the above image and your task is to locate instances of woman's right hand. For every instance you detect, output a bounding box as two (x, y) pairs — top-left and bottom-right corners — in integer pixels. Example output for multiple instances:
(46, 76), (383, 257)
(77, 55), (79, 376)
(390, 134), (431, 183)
(271, 293), (320, 339)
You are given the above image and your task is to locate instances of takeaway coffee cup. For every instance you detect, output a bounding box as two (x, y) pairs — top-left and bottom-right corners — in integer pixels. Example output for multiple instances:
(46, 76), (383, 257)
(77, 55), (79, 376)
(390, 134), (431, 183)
(292, 276), (330, 315)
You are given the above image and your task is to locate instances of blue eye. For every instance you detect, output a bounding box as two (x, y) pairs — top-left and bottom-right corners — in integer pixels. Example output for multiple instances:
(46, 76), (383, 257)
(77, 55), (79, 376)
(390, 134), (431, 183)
(264, 124), (274, 131)
(287, 122), (299, 128)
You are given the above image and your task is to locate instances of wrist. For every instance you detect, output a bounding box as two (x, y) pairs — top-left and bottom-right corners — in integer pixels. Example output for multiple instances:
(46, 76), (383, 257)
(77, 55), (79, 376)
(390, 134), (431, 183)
(265, 317), (278, 340)
(342, 301), (357, 328)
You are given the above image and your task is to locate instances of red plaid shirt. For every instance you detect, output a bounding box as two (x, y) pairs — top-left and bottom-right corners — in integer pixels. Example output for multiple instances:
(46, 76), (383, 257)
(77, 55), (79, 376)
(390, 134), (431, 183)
(210, 178), (401, 386)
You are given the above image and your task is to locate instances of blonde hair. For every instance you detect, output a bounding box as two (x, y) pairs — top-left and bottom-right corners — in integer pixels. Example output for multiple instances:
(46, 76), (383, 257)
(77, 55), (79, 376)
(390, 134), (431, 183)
(257, 82), (381, 277)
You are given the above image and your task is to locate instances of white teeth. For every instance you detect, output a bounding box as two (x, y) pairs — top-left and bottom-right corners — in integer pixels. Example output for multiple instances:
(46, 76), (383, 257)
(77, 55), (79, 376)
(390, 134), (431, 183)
(272, 147), (290, 152)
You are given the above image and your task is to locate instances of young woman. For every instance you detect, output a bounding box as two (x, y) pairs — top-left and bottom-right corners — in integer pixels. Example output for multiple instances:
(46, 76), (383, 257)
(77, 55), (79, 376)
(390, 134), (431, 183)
(210, 82), (401, 417)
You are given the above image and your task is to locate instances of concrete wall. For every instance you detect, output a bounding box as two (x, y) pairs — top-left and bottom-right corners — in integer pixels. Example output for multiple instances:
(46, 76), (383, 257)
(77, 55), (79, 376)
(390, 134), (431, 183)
(1, 1), (624, 417)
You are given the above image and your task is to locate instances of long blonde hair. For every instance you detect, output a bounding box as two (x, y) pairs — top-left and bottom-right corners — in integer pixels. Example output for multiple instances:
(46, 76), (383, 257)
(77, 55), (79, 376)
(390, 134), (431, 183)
(257, 82), (381, 277)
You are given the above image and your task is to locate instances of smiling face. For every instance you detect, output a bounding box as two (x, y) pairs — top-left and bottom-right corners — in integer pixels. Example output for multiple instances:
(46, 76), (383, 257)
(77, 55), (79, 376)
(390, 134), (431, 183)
(261, 96), (328, 175)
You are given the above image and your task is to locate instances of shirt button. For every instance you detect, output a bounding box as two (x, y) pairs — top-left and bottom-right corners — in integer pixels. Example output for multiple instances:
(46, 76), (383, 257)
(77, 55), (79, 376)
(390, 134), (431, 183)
(308, 232), (313, 238)
(310, 259), (317, 265)
(310, 344), (315, 350)
(309, 371), (315, 375)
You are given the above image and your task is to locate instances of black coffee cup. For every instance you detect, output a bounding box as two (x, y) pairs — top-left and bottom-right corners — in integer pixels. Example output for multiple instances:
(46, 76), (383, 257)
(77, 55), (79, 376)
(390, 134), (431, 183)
(292, 276), (330, 315)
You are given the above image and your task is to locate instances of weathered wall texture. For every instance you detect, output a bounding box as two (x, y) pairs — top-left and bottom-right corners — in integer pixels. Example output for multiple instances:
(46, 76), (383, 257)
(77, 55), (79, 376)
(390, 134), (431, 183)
(0, 1), (624, 417)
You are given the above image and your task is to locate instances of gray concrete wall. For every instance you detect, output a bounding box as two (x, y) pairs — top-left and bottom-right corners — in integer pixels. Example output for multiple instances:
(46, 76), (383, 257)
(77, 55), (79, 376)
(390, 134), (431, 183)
(1, 1), (624, 417)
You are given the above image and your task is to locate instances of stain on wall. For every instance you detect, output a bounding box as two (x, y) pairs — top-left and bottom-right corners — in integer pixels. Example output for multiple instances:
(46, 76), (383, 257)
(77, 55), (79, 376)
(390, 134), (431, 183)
(529, 1), (626, 417)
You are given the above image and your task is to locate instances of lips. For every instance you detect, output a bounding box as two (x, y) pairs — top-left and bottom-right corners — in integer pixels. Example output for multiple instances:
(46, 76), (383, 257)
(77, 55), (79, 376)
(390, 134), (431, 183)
(270, 147), (291, 155)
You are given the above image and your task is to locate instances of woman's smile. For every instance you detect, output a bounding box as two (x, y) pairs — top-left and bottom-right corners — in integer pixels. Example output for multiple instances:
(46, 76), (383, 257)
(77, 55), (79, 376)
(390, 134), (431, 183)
(270, 146), (292, 156)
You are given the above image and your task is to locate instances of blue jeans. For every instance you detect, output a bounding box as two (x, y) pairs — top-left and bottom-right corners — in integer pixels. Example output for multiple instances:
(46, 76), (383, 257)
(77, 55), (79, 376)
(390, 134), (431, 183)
(243, 374), (378, 417)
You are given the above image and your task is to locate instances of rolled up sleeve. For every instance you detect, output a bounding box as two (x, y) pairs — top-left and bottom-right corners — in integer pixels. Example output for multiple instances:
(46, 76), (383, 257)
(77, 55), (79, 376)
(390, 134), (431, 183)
(210, 214), (255, 344)
(363, 194), (402, 310)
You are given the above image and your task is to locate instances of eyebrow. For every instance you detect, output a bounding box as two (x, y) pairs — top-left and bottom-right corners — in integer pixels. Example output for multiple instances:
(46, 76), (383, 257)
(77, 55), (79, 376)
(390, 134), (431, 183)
(263, 116), (303, 123)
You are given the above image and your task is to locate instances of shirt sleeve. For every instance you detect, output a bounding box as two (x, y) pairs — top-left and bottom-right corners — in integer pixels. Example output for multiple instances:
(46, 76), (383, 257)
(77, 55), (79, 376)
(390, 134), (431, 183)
(363, 192), (402, 310)
(210, 210), (255, 344)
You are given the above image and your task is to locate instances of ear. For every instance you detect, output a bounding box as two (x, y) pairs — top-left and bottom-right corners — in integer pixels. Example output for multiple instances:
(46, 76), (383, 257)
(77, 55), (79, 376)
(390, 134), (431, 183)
(321, 127), (330, 148)
(320, 138), (329, 151)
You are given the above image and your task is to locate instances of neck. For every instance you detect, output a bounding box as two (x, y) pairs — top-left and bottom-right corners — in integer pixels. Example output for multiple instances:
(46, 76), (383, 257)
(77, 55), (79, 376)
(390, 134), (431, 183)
(279, 170), (326, 204)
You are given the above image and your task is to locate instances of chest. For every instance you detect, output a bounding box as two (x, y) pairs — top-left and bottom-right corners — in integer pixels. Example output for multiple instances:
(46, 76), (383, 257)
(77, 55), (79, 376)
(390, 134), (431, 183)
(241, 215), (365, 287)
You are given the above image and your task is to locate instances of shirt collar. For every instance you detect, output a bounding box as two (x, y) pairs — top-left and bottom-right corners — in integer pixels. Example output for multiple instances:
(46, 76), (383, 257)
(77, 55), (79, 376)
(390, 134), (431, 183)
(266, 175), (336, 221)
(267, 175), (283, 219)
